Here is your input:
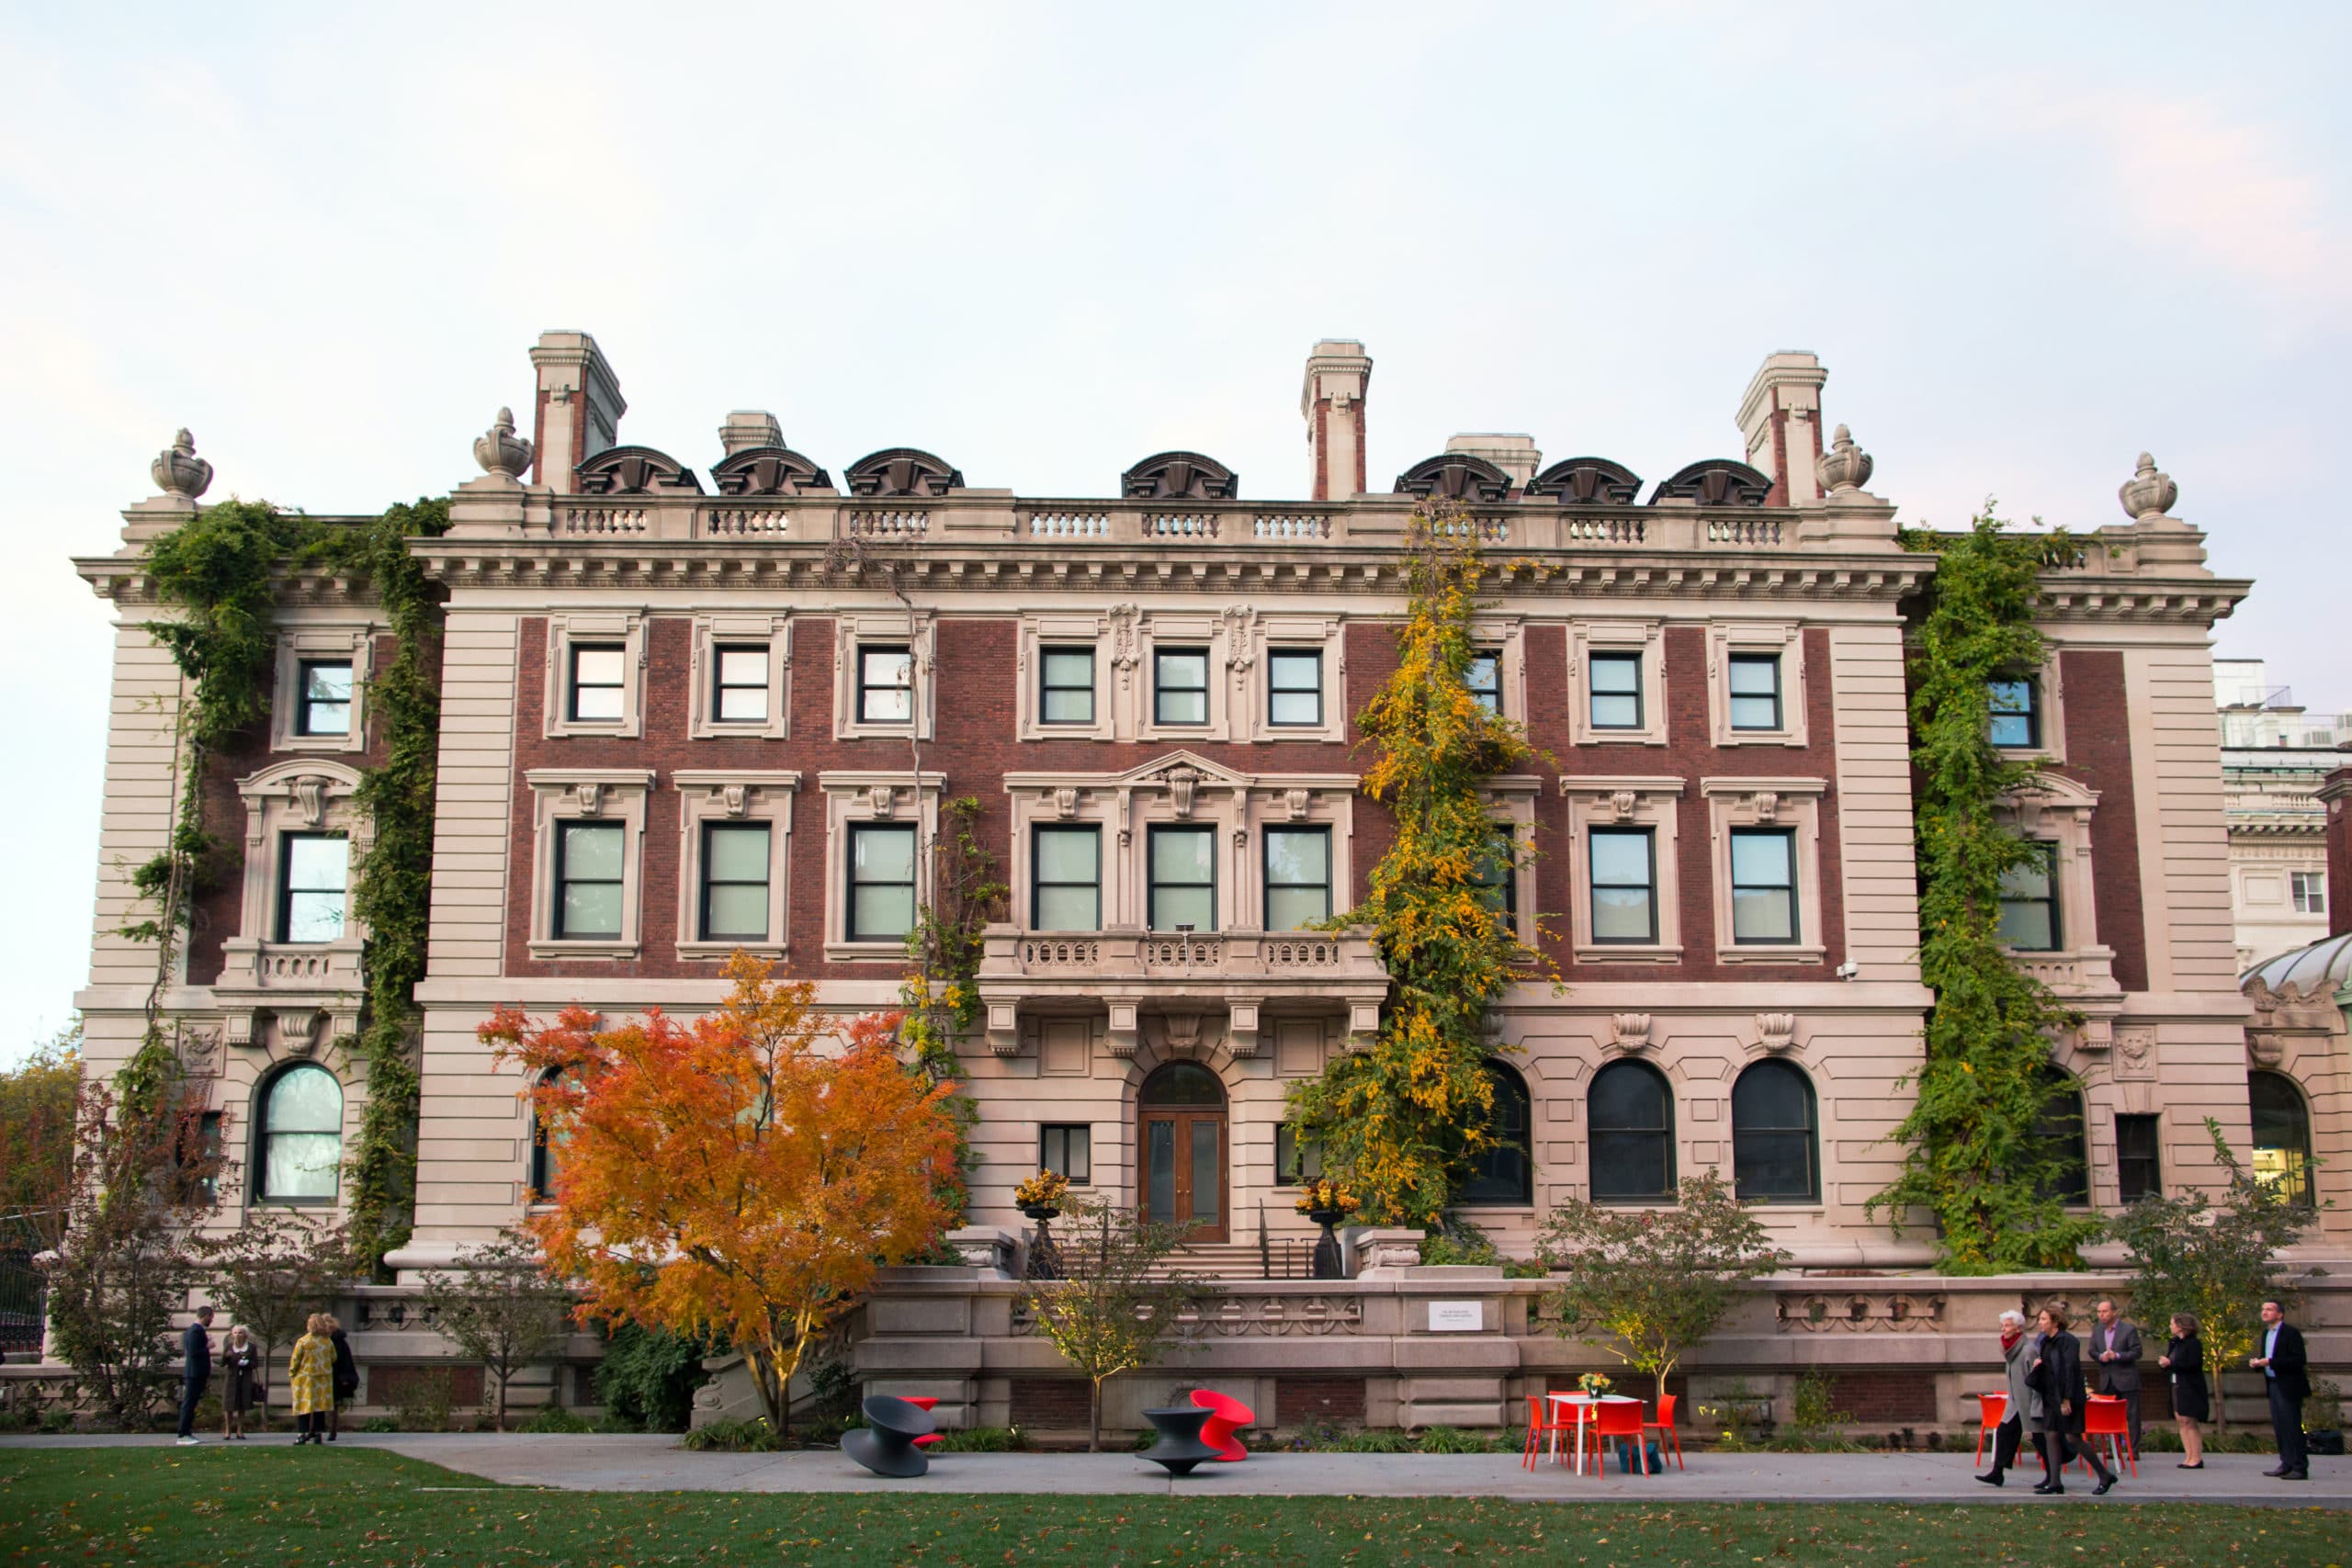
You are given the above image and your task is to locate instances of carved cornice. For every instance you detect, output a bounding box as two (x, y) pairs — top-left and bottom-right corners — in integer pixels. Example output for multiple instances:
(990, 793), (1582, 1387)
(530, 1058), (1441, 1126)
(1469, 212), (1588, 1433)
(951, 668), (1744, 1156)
(77, 554), (389, 610)
(2035, 575), (2251, 625)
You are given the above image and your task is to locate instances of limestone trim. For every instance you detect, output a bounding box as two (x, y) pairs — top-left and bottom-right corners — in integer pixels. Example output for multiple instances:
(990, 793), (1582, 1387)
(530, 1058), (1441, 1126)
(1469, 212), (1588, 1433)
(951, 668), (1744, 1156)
(1465, 616), (1530, 724)
(1995, 773), (2120, 1004)
(269, 625), (375, 753)
(671, 770), (802, 960)
(1135, 610), (1234, 743)
(541, 609), (648, 739)
(218, 760), (369, 1022)
(522, 768), (654, 961)
(1567, 621), (1668, 748)
(1014, 612), (1115, 742)
(1700, 777), (1830, 965)
(1992, 649), (2067, 767)
(1486, 776), (1544, 948)
(685, 615), (792, 740)
(1229, 609), (1349, 746)
(1557, 775), (1687, 964)
(1703, 621), (1809, 749)
(818, 771), (947, 962)
(831, 612), (936, 741)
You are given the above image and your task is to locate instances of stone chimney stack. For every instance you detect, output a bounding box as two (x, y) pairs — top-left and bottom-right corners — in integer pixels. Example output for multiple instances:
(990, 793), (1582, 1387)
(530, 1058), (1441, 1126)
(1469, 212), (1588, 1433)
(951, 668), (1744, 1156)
(1736, 351), (1827, 507)
(2323, 767), (2352, 939)
(528, 331), (627, 491)
(1302, 339), (1373, 502)
(1446, 434), (1542, 488)
(720, 410), (785, 456)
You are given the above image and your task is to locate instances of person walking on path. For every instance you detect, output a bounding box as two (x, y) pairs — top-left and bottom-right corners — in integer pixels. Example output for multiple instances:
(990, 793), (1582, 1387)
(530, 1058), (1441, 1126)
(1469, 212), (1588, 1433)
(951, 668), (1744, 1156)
(2156, 1312), (2209, 1469)
(2030, 1306), (2119, 1495)
(220, 1325), (259, 1441)
(326, 1314), (358, 1441)
(288, 1314), (336, 1445)
(1976, 1310), (2034, 1486)
(2251, 1298), (2312, 1481)
(175, 1305), (215, 1446)
(2088, 1297), (2143, 1455)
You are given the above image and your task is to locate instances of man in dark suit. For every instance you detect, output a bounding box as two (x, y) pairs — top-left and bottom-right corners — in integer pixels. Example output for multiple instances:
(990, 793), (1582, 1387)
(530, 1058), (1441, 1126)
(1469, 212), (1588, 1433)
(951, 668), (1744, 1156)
(2089, 1297), (2143, 1454)
(175, 1305), (215, 1445)
(2250, 1298), (2311, 1480)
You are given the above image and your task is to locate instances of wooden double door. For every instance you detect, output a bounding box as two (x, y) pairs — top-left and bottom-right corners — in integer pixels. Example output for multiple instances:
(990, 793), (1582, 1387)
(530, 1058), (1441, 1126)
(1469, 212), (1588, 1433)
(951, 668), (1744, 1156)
(1138, 1061), (1227, 1242)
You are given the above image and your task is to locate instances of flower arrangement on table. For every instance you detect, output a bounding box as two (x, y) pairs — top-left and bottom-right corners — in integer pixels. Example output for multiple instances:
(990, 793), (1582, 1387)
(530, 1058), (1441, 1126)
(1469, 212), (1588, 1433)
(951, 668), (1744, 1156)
(1576, 1371), (1614, 1400)
(1292, 1179), (1359, 1218)
(1013, 1170), (1070, 1212)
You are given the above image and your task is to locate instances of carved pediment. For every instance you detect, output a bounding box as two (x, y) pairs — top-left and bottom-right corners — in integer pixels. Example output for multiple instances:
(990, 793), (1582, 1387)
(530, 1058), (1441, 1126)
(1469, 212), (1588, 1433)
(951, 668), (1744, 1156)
(709, 446), (833, 497)
(1649, 459), (1771, 507)
(1122, 450), (1238, 501)
(575, 445), (705, 495)
(843, 447), (964, 498)
(1525, 457), (1642, 505)
(1393, 453), (1513, 502)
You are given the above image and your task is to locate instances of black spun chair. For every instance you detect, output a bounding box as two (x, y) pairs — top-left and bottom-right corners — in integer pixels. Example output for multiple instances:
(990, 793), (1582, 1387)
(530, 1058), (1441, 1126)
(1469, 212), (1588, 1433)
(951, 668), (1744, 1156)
(843, 1394), (936, 1478)
(1140, 1405), (1222, 1477)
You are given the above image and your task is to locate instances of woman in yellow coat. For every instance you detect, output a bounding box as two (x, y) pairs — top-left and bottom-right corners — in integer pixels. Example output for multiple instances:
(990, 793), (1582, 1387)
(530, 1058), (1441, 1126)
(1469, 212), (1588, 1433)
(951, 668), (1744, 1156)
(288, 1313), (336, 1444)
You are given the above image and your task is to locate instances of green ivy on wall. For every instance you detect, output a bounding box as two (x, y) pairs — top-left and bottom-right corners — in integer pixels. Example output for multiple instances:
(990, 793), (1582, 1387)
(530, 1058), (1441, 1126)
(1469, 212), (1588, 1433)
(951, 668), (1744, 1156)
(899, 795), (1007, 1228)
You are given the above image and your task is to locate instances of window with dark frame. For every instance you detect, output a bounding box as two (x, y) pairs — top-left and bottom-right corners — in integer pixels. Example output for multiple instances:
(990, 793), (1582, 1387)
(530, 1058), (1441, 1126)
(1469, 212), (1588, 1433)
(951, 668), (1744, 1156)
(2249, 1069), (2315, 1207)
(1459, 1063), (1533, 1206)
(1268, 649), (1322, 727)
(1040, 647), (1096, 726)
(848, 823), (917, 942)
(295, 660), (353, 737)
(1274, 1122), (1323, 1185)
(1588, 828), (1657, 943)
(1729, 829), (1799, 944)
(187, 1111), (225, 1206)
(568, 644), (625, 723)
(1262, 827), (1331, 931)
(1032, 825), (1102, 931)
(1996, 840), (2061, 951)
(1040, 1123), (1092, 1184)
(277, 834), (349, 943)
(555, 821), (624, 940)
(1987, 677), (2041, 749)
(856, 645), (913, 724)
(700, 822), (771, 942)
(1466, 650), (1502, 715)
(1589, 650), (1643, 729)
(2034, 1066), (2090, 1206)
(1732, 1060), (1819, 1203)
(1472, 843), (1517, 927)
(1148, 824), (1216, 931)
(256, 1064), (341, 1203)
(1589, 1058), (1675, 1202)
(529, 1071), (568, 1201)
(1154, 648), (1209, 725)
(712, 646), (768, 723)
(2292, 871), (2327, 915)
(1727, 652), (1781, 731)
(2115, 1112), (2161, 1205)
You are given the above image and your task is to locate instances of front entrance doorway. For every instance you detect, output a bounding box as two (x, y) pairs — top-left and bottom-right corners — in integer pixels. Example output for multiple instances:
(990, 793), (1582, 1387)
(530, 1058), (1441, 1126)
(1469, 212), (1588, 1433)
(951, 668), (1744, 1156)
(1138, 1061), (1227, 1242)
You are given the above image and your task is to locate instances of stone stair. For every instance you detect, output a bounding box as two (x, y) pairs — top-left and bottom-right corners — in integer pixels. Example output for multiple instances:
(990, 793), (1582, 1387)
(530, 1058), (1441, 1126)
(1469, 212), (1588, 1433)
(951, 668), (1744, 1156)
(1146, 1236), (1319, 1280)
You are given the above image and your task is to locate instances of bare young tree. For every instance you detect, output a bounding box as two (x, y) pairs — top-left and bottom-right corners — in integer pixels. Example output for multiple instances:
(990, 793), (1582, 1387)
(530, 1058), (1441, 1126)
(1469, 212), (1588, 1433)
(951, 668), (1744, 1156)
(1017, 1199), (1207, 1451)
(194, 1209), (355, 1414)
(418, 1230), (575, 1431)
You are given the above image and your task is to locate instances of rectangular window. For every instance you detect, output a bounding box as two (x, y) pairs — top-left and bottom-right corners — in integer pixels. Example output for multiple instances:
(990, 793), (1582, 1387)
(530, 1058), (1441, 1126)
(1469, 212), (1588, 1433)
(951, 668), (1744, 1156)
(1274, 1122), (1323, 1186)
(1729, 829), (1799, 943)
(700, 822), (771, 942)
(1040, 1123), (1092, 1184)
(295, 660), (353, 737)
(1987, 678), (2041, 749)
(568, 644), (626, 723)
(1032, 826), (1102, 931)
(2292, 871), (2327, 914)
(1996, 840), (2061, 951)
(188, 1111), (225, 1206)
(1727, 653), (1781, 731)
(1588, 828), (1657, 943)
(1473, 844), (1516, 922)
(1268, 649), (1323, 728)
(277, 834), (349, 943)
(848, 823), (917, 942)
(1466, 651), (1502, 716)
(1263, 827), (1331, 931)
(856, 646), (913, 724)
(1589, 651), (1643, 730)
(1148, 825), (1216, 931)
(2116, 1113), (2162, 1205)
(1154, 648), (1209, 725)
(554, 822), (624, 940)
(1040, 647), (1096, 726)
(712, 647), (768, 723)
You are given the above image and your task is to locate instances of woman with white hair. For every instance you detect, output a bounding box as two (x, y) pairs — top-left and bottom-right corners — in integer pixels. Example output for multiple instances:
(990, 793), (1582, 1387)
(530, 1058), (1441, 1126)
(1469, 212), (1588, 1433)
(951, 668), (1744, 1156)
(1977, 1309), (2034, 1486)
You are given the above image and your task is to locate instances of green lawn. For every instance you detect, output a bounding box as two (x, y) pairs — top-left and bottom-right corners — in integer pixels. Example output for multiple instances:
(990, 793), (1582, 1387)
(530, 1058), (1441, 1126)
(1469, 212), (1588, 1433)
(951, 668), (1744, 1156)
(0, 1447), (2342, 1568)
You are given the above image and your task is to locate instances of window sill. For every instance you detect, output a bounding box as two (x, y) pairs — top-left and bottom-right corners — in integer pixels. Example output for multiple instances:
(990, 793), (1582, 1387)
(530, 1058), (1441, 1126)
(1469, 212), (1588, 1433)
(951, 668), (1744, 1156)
(526, 940), (641, 962)
(1714, 944), (1826, 965)
(1718, 731), (1804, 748)
(1572, 943), (1683, 965)
(1577, 733), (1668, 747)
(824, 941), (912, 964)
(254, 1196), (336, 1210)
(277, 731), (364, 753)
(676, 941), (789, 961)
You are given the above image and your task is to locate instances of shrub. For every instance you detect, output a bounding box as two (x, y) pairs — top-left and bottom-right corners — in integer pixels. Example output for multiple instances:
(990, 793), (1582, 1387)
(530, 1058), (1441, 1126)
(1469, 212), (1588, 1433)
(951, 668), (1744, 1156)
(594, 1321), (714, 1433)
(2306, 1379), (2345, 1433)
(520, 1404), (594, 1433)
(359, 1416), (398, 1433)
(1413, 1425), (1498, 1454)
(931, 1426), (1027, 1452)
(680, 1416), (782, 1453)
(387, 1367), (454, 1433)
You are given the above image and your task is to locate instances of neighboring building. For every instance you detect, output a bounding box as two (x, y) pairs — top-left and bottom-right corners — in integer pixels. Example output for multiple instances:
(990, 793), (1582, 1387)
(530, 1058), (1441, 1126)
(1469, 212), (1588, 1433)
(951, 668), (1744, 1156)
(2216, 657), (2346, 969)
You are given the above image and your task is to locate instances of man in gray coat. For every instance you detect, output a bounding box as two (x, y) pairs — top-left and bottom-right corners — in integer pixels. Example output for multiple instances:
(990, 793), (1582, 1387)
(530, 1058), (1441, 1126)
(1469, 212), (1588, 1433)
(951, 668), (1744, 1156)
(2089, 1297), (2143, 1454)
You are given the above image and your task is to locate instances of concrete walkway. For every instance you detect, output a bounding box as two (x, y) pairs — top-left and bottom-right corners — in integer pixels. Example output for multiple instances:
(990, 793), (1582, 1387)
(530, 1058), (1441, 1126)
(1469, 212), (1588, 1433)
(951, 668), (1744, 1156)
(5, 1432), (2346, 1507)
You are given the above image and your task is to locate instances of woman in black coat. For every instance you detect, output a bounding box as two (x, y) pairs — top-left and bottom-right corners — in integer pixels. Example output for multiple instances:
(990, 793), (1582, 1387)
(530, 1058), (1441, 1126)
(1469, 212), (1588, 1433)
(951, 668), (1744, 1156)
(2156, 1312), (2209, 1468)
(325, 1314), (359, 1442)
(2030, 1306), (2119, 1495)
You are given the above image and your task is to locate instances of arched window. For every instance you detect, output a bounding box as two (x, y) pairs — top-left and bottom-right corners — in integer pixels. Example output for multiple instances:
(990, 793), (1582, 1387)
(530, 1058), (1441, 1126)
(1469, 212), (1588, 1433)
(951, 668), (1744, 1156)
(1589, 1060), (1675, 1202)
(1732, 1060), (1819, 1203)
(1139, 1062), (1225, 1106)
(528, 1070), (569, 1202)
(2034, 1065), (2089, 1207)
(1460, 1062), (1533, 1206)
(2250, 1070), (2315, 1207)
(256, 1065), (342, 1203)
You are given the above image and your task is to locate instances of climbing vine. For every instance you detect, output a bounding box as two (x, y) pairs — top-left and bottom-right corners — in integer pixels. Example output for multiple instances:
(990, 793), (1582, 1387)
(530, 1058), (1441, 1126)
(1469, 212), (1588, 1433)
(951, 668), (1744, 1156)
(899, 795), (1008, 1225)
(1868, 507), (2098, 1273)
(1286, 509), (1555, 1227)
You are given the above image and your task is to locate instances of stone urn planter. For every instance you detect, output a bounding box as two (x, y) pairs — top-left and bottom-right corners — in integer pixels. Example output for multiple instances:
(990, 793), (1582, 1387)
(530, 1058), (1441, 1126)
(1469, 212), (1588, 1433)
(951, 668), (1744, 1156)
(1306, 1209), (1348, 1280)
(1020, 1203), (1063, 1280)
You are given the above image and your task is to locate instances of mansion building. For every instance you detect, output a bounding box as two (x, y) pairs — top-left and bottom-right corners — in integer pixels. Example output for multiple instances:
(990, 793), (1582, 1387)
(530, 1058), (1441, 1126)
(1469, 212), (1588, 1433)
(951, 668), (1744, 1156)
(72, 331), (2347, 1305)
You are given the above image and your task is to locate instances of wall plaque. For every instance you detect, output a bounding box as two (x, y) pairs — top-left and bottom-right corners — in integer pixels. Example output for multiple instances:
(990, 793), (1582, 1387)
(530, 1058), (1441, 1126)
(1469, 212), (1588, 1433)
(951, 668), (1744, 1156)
(1427, 1301), (1483, 1333)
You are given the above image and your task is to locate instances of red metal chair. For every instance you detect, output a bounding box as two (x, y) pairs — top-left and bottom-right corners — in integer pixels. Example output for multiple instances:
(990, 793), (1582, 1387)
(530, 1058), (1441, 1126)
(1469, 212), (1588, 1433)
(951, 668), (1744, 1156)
(1643, 1392), (1684, 1472)
(1521, 1393), (1578, 1471)
(1592, 1398), (1650, 1476)
(2082, 1394), (2135, 1477)
(903, 1394), (943, 1449)
(1188, 1388), (1254, 1461)
(1973, 1393), (2008, 1464)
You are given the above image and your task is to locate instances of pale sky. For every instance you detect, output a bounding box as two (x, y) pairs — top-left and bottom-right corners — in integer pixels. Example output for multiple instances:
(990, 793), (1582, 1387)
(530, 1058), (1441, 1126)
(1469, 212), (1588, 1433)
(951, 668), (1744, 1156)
(5, 3), (2347, 1064)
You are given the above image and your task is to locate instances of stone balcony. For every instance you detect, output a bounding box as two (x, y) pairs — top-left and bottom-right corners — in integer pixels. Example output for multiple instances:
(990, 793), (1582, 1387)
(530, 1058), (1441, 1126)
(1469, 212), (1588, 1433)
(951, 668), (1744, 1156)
(975, 923), (1388, 1058)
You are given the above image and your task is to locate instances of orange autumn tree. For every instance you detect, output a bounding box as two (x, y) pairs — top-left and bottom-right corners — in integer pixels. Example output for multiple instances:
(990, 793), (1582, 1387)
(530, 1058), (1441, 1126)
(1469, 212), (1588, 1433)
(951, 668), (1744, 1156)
(480, 953), (961, 1435)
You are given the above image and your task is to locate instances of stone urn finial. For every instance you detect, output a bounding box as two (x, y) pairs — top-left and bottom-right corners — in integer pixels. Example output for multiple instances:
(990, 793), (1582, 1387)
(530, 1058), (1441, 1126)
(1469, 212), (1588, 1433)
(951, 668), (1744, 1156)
(2119, 451), (2177, 522)
(151, 428), (212, 499)
(1816, 423), (1873, 495)
(473, 406), (534, 479)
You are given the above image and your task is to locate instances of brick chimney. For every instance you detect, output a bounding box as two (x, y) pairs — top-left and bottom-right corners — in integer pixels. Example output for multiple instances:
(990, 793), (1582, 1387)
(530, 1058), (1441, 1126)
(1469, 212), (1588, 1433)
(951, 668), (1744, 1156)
(1302, 340), (1372, 502)
(1736, 351), (1827, 507)
(528, 331), (627, 491)
(2322, 766), (2352, 938)
(719, 410), (785, 456)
